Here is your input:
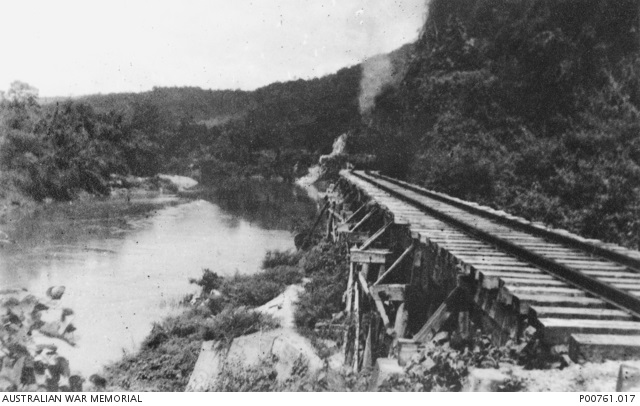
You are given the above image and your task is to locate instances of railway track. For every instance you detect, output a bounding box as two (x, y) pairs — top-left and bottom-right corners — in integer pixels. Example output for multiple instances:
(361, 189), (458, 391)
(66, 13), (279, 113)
(343, 170), (640, 360)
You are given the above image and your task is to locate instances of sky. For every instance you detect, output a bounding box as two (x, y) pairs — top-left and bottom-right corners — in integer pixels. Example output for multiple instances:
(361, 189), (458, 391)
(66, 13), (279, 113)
(0, 0), (427, 97)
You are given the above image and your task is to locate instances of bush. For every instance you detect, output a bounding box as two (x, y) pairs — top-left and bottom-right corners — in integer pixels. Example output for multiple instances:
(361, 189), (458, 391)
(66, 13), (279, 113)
(294, 242), (348, 329)
(261, 249), (301, 269)
(220, 266), (302, 308)
(106, 307), (279, 391)
(189, 268), (223, 295)
(202, 308), (279, 343)
(299, 241), (346, 276)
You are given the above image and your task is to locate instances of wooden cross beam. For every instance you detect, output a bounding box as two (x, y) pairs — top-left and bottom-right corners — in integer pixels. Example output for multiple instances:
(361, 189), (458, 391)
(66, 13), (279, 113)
(412, 285), (470, 342)
(350, 248), (392, 264)
(359, 222), (392, 251)
(370, 284), (410, 302)
(350, 207), (376, 232)
(373, 243), (415, 286)
(300, 200), (330, 249)
(341, 203), (367, 225)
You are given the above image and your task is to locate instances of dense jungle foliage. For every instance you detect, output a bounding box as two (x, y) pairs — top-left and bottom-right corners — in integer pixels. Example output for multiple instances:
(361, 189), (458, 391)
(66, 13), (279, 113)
(362, 0), (640, 249)
(2, 0), (639, 248)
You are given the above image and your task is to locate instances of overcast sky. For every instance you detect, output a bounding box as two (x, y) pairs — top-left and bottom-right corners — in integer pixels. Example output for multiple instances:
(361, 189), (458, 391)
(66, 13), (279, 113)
(0, 0), (426, 97)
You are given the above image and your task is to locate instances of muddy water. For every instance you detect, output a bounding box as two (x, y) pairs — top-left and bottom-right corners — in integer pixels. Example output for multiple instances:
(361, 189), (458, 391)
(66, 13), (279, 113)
(0, 186), (311, 376)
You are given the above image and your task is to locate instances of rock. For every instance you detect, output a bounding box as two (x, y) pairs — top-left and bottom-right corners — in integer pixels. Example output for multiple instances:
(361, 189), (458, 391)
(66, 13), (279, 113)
(617, 364), (640, 392)
(421, 356), (436, 371)
(46, 286), (65, 300)
(432, 331), (449, 344)
(225, 328), (323, 382)
(208, 289), (223, 300)
(465, 368), (509, 392)
(185, 340), (227, 392)
(523, 326), (537, 338)
(158, 174), (198, 191)
(187, 328), (323, 391)
(89, 374), (106, 389)
(368, 358), (404, 391)
(294, 232), (308, 250)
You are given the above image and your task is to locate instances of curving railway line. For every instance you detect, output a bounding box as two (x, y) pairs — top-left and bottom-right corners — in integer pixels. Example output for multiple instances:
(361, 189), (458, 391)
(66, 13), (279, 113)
(340, 169), (640, 362)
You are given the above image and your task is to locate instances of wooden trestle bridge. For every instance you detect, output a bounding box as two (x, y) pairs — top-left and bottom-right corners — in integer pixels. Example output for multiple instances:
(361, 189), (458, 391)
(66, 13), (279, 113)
(325, 170), (640, 374)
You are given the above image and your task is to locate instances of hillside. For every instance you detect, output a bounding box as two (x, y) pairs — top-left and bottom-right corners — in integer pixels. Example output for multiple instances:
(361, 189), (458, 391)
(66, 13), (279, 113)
(362, 0), (640, 249)
(76, 87), (255, 125)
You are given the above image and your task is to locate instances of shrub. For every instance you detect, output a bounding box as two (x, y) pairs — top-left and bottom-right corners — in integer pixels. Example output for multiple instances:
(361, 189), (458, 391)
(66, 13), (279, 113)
(294, 242), (348, 329)
(261, 249), (301, 269)
(189, 268), (223, 295)
(221, 266), (302, 307)
(106, 307), (278, 391)
(202, 308), (279, 343)
(299, 241), (346, 276)
(294, 270), (346, 330)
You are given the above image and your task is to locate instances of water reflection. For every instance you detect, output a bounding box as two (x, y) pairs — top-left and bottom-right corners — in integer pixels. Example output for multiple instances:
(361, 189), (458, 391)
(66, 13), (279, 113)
(194, 178), (319, 232)
(0, 188), (303, 376)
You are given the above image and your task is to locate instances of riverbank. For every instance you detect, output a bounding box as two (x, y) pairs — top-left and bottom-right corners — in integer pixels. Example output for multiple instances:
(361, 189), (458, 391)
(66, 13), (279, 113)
(101, 235), (373, 392)
(103, 252), (305, 391)
(0, 173), (192, 244)
(0, 173), (319, 390)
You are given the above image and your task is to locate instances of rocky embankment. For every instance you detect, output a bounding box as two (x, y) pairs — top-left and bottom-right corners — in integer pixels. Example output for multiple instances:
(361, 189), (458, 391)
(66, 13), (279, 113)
(0, 287), (107, 391)
(186, 285), (324, 391)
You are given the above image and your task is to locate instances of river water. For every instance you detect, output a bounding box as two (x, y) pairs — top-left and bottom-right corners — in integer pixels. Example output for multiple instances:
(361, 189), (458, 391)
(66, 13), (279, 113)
(0, 183), (315, 376)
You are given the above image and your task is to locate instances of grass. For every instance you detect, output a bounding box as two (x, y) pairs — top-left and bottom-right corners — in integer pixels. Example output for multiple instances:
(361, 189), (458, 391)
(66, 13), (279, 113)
(220, 265), (302, 307)
(213, 354), (370, 392)
(262, 249), (302, 268)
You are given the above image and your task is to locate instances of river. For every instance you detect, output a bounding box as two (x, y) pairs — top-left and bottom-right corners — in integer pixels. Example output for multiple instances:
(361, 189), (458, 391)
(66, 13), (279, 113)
(0, 182), (316, 376)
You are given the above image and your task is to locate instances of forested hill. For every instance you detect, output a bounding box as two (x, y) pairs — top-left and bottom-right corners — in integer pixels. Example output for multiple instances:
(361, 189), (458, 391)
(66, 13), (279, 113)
(75, 87), (255, 125)
(362, 0), (640, 248)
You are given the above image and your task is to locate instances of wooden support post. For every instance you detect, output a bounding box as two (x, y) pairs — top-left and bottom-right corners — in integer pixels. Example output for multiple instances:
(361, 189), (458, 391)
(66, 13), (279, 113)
(353, 282), (361, 373)
(359, 222), (392, 251)
(410, 247), (422, 285)
(345, 262), (355, 315)
(329, 208), (344, 223)
(374, 244), (415, 286)
(374, 299), (391, 329)
(362, 316), (374, 370)
(362, 263), (370, 279)
(390, 302), (410, 358)
(325, 206), (333, 241)
(377, 264), (386, 281)
(358, 271), (370, 296)
(342, 314), (354, 365)
(394, 302), (409, 339)
(458, 311), (470, 340)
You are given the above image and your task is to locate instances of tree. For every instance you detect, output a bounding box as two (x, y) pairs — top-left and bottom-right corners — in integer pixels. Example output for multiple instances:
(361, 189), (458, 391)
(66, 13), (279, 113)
(3, 81), (39, 107)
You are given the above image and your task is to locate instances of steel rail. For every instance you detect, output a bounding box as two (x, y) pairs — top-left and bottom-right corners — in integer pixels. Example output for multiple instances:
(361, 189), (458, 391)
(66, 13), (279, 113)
(351, 170), (640, 319)
(371, 171), (640, 273)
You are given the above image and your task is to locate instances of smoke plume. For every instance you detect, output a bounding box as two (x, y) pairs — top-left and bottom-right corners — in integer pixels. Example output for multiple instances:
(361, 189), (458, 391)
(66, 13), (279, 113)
(358, 55), (394, 115)
(356, 0), (430, 116)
